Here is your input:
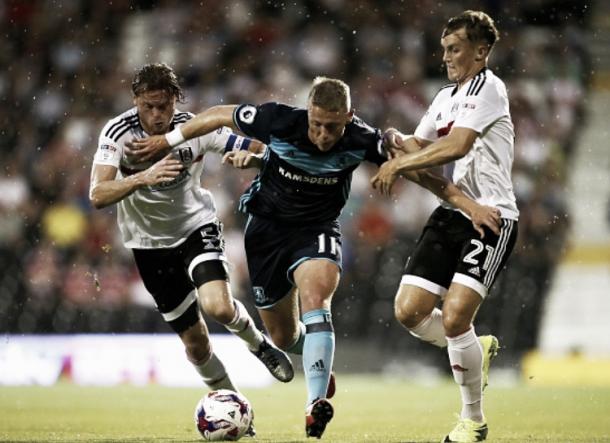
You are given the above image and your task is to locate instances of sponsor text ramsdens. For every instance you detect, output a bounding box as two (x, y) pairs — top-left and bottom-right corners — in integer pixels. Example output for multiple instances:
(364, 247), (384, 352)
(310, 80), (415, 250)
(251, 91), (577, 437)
(278, 166), (338, 185)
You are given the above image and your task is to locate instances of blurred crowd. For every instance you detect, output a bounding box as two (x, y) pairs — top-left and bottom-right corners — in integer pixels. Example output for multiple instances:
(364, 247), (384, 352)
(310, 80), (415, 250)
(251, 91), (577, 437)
(0, 1), (591, 359)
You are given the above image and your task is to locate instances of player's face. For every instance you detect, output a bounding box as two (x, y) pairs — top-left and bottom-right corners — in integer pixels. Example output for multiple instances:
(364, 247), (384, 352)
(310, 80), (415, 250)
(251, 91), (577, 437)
(134, 90), (176, 135)
(307, 105), (353, 152)
(441, 28), (485, 85)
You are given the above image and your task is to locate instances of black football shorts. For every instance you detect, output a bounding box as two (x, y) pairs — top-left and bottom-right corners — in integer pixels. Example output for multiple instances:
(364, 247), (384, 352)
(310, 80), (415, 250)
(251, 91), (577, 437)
(402, 206), (517, 298)
(244, 215), (342, 309)
(132, 220), (229, 332)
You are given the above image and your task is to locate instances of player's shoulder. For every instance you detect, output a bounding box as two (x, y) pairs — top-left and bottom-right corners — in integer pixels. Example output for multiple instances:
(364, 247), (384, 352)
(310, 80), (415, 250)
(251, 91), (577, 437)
(344, 115), (381, 149)
(264, 101), (304, 120)
(465, 68), (507, 102)
(172, 109), (194, 125)
(429, 82), (458, 107)
(265, 102), (307, 132)
(437, 82), (458, 96)
(235, 101), (303, 127)
(349, 114), (379, 137)
(100, 107), (139, 142)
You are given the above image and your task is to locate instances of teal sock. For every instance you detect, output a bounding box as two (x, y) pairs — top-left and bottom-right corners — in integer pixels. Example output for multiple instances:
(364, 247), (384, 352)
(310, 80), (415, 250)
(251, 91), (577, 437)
(286, 321), (306, 355)
(302, 309), (334, 405)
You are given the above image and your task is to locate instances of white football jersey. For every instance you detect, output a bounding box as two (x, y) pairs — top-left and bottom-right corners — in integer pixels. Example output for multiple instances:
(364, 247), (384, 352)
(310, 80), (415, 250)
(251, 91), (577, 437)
(93, 108), (251, 248)
(414, 68), (519, 220)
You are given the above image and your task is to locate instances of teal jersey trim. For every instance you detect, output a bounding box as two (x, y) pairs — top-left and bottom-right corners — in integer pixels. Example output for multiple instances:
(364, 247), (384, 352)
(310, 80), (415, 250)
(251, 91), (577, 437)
(269, 136), (366, 174)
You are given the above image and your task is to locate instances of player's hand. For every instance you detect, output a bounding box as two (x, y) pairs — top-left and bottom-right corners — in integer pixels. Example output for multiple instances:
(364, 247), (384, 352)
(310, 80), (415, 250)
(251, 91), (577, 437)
(370, 159), (400, 196)
(382, 128), (404, 159)
(469, 205), (501, 238)
(125, 135), (171, 162)
(222, 151), (262, 169)
(140, 153), (183, 186)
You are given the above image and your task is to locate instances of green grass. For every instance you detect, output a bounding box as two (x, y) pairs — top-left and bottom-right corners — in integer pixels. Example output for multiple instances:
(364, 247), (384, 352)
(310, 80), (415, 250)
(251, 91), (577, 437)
(1, 376), (609, 442)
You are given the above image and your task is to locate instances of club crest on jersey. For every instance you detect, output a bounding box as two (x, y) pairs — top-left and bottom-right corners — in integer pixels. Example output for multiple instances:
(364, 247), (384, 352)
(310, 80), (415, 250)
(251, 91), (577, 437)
(178, 146), (193, 163)
(101, 144), (117, 152)
(252, 286), (267, 304)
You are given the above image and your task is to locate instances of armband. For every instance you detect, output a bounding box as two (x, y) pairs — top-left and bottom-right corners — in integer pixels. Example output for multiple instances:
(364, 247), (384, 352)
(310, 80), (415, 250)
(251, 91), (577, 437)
(165, 127), (186, 147)
(239, 138), (252, 151)
(224, 134), (252, 153)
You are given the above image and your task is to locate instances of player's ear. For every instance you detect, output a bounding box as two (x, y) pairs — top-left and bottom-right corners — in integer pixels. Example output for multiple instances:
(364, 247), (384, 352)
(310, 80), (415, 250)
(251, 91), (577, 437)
(346, 109), (354, 123)
(475, 44), (488, 62)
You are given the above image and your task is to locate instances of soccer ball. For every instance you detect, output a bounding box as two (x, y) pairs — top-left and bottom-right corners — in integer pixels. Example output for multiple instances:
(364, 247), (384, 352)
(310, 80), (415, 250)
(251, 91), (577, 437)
(194, 389), (253, 441)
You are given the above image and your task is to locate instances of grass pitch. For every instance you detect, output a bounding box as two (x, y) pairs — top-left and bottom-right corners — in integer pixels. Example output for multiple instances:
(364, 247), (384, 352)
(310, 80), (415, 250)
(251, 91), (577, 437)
(1, 376), (609, 442)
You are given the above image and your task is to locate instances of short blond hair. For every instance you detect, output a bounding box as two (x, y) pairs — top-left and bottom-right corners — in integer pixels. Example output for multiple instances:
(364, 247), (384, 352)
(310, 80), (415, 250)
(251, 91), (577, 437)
(308, 77), (351, 112)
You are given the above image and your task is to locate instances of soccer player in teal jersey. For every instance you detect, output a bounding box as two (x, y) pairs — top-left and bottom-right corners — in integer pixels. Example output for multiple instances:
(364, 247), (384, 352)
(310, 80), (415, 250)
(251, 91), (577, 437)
(128, 76), (501, 439)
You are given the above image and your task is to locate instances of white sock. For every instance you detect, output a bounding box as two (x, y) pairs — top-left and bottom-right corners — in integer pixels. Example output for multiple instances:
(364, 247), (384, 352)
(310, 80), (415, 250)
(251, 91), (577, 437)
(224, 299), (264, 352)
(408, 308), (447, 347)
(191, 352), (236, 391)
(447, 327), (484, 422)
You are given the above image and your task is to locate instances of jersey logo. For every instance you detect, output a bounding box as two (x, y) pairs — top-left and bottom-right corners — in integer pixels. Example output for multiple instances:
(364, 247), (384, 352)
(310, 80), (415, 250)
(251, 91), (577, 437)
(178, 147), (193, 163)
(436, 112), (442, 121)
(309, 359), (326, 373)
(238, 105), (257, 125)
(468, 266), (481, 277)
(437, 121), (454, 138)
(278, 166), (339, 185)
(253, 286), (267, 305)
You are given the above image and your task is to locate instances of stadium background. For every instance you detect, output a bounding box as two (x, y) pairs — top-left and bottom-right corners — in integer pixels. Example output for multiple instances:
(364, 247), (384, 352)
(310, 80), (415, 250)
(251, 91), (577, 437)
(0, 0), (607, 386)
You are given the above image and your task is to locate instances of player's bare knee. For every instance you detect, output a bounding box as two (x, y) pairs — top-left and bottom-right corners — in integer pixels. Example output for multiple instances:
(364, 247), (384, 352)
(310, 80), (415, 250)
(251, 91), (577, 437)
(442, 311), (470, 337)
(199, 297), (234, 325)
(300, 291), (332, 312)
(265, 326), (295, 351)
(394, 300), (421, 329)
(394, 297), (431, 329)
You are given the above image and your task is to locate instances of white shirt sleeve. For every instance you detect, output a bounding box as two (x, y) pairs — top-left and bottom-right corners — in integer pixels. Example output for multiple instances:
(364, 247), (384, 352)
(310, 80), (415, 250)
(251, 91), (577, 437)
(201, 126), (253, 154)
(414, 102), (437, 142)
(453, 86), (506, 133)
(93, 126), (122, 167)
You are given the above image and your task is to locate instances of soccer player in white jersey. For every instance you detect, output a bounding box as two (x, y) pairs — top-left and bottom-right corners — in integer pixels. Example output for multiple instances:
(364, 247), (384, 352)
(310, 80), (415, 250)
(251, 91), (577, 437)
(371, 11), (518, 443)
(89, 64), (294, 406)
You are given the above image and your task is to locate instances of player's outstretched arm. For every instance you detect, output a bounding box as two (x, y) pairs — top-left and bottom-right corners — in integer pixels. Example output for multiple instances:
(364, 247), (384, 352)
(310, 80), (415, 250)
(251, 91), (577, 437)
(409, 170), (501, 238)
(371, 127), (477, 196)
(382, 128), (431, 158)
(89, 154), (183, 209)
(125, 105), (238, 162)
